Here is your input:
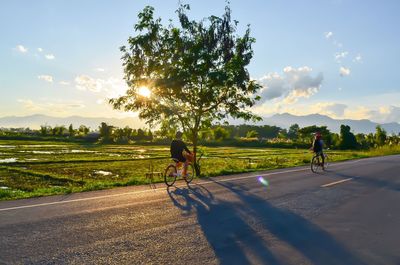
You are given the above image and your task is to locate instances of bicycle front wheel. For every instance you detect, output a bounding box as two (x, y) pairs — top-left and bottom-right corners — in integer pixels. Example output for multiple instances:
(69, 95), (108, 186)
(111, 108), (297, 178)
(164, 165), (177, 186)
(311, 156), (320, 173)
(185, 163), (195, 184)
(324, 154), (329, 170)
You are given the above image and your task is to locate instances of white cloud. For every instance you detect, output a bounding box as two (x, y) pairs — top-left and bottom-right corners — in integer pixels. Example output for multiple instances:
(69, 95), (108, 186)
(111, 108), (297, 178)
(74, 74), (128, 98)
(353, 54), (362, 63)
(75, 75), (101, 92)
(384, 106), (400, 123)
(38, 75), (54, 83)
(366, 106), (400, 123)
(324, 31), (333, 39)
(258, 66), (323, 105)
(314, 102), (348, 117)
(255, 95), (398, 123)
(253, 101), (347, 119)
(95, 68), (105, 72)
(15, 45), (28, 53)
(45, 54), (55, 60)
(324, 31), (344, 48)
(341, 105), (400, 123)
(343, 106), (375, 121)
(339, 66), (350, 76)
(59, 81), (70, 85)
(334, 51), (348, 62)
(333, 40), (343, 48)
(17, 99), (85, 113)
(37, 48), (43, 52)
(258, 72), (286, 100)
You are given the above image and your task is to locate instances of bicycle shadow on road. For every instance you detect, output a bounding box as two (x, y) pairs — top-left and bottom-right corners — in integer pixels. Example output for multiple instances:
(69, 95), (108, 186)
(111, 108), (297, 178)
(167, 181), (366, 265)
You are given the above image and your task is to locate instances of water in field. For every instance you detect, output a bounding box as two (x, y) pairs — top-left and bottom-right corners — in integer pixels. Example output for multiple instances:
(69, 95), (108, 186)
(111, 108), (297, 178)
(19, 151), (55, 154)
(93, 170), (113, 176)
(21, 145), (65, 148)
(0, 158), (17, 163)
(68, 150), (97, 153)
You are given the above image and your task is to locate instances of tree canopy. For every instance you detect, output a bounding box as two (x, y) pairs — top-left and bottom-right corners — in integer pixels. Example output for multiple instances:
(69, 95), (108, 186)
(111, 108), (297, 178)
(110, 4), (261, 173)
(339, 125), (358, 149)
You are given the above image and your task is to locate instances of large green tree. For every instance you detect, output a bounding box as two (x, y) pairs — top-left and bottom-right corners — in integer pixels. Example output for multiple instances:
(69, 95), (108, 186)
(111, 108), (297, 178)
(287, 124), (300, 140)
(298, 125), (332, 146)
(339, 125), (358, 149)
(111, 4), (261, 175)
(99, 122), (114, 143)
(375, 125), (387, 146)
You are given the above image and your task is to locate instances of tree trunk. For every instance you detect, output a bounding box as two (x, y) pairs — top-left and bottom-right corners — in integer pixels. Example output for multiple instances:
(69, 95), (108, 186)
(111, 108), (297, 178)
(192, 132), (201, 176)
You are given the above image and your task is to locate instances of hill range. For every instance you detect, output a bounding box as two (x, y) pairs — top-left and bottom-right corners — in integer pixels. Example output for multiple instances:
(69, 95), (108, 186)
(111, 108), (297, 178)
(1, 113), (399, 134)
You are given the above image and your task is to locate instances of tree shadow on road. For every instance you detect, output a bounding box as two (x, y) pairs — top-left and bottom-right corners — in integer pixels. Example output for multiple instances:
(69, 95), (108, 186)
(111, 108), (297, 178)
(167, 181), (366, 265)
(168, 183), (281, 264)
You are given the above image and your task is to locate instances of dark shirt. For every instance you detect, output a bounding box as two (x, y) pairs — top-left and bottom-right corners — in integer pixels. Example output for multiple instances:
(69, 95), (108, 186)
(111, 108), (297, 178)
(170, 139), (190, 161)
(312, 139), (324, 152)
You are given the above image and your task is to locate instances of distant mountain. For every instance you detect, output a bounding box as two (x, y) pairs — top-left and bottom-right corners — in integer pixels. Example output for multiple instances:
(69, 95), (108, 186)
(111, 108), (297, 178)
(263, 113), (400, 134)
(2, 113), (400, 134)
(0, 114), (147, 130)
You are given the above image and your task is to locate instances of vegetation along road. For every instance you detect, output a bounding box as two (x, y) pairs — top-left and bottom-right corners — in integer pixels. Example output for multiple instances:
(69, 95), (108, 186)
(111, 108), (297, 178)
(0, 155), (399, 264)
(1, 139), (400, 200)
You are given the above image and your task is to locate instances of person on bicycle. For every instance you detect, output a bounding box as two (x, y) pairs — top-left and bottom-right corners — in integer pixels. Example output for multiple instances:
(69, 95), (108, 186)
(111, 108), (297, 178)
(312, 132), (325, 169)
(170, 131), (193, 177)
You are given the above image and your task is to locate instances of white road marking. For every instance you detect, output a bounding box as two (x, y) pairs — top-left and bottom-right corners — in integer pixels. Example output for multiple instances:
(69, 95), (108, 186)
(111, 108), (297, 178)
(0, 157), (380, 212)
(321, 178), (353, 188)
(0, 188), (168, 212)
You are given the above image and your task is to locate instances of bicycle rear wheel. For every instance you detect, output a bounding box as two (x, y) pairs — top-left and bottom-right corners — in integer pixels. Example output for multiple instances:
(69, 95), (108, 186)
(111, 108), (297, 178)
(164, 164), (177, 186)
(311, 155), (320, 173)
(185, 163), (195, 184)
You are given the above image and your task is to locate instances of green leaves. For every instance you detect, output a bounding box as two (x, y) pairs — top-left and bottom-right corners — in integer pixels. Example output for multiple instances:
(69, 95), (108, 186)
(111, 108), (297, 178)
(112, 4), (261, 145)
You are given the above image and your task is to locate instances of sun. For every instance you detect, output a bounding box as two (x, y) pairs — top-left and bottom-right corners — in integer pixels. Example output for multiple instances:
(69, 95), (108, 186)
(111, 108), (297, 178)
(137, 86), (151, 98)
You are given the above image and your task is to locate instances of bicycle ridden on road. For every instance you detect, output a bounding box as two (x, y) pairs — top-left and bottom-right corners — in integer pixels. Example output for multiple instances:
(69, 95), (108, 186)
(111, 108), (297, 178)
(310, 132), (329, 173)
(164, 131), (195, 186)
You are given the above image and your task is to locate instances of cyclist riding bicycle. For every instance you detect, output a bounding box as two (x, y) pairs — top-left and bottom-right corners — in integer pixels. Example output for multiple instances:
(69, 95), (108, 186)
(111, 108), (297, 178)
(170, 131), (193, 178)
(311, 132), (325, 169)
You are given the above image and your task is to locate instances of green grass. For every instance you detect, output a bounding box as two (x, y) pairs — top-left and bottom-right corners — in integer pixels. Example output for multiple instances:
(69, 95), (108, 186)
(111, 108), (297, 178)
(0, 139), (399, 200)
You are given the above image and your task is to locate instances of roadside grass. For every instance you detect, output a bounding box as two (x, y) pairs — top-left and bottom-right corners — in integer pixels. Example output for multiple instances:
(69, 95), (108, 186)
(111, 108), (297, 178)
(0, 139), (399, 200)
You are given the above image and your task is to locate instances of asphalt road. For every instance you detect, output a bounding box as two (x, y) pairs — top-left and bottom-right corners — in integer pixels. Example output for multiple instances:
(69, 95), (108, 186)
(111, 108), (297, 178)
(0, 155), (399, 265)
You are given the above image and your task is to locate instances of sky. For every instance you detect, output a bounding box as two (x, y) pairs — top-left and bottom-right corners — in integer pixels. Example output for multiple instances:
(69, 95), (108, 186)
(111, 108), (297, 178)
(1, 0), (400, 124)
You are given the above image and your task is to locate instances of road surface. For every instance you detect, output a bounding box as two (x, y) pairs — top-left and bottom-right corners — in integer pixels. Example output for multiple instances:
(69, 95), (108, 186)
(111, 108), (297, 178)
(1, 155), (399, 265)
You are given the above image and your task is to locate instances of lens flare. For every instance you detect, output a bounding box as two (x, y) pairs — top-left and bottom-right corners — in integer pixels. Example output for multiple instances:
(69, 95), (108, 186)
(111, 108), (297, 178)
(257, 176), (269, 187)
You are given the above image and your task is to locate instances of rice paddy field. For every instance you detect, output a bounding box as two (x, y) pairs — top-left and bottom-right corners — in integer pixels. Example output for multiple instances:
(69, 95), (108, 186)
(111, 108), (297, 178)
(1, 139), (399, 200)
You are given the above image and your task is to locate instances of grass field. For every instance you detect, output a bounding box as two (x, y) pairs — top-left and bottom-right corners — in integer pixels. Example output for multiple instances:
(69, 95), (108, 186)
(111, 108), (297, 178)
(1, 139), (399, 200)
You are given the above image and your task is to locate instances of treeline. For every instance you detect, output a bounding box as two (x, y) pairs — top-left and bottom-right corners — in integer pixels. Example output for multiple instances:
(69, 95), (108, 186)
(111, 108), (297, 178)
(39, 124), (90, 137)
(98, 122), (153, 144)
(96, 122), (400, 150)
(196, 124), (399, 150)
(0, 124), (95, 142)
(1, 122), (399, 150)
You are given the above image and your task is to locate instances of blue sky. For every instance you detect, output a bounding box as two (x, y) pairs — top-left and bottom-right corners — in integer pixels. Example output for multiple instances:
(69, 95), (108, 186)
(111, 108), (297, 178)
(1, 0), (400, 123)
